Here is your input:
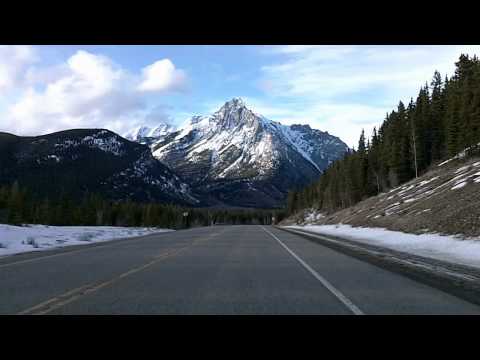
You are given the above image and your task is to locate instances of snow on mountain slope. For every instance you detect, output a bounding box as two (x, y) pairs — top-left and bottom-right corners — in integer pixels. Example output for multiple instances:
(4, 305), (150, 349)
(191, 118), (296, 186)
(0, 129), (198, 205)
(127, 98), (348, 208)
(124, 123), (175, 143)
(150, 98), (348, 182)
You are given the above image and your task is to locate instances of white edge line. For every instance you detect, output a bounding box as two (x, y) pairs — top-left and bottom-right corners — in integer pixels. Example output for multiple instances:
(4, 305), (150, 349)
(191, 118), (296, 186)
(285, 227), (480, 283)
(260, 226), (364, 315)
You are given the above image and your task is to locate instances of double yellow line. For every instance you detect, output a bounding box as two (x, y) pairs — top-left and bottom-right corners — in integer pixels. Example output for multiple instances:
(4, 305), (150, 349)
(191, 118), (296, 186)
(18, 229), (227, 315)
(18, 247), (187, 315)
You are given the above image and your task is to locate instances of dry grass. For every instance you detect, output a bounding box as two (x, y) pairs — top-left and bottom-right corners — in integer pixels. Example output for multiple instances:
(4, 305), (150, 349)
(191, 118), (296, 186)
(283, 156), (480, 238)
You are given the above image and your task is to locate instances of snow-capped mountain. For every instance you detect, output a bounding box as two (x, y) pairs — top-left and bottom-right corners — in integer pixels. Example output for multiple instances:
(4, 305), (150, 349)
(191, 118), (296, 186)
(0, 129), (198, 205)
(0, 99), (348, 208)
(124, 123), (175, 145)
(130, 98), (349, 208)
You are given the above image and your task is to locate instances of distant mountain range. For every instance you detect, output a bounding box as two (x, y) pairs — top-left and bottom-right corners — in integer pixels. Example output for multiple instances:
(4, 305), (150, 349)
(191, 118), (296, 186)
(0, 98), (348, 208)
(124, 123), (176, 146)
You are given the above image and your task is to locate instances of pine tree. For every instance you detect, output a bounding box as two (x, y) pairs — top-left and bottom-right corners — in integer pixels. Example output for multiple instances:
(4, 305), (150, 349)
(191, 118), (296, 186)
(7, 181), (24, 225)
(407, 99), (418, 178)
(430, 70), (446, 161)
(288, 54), (480, 215)
(357, 129), (368, 197)
(367, 127), (381, 194)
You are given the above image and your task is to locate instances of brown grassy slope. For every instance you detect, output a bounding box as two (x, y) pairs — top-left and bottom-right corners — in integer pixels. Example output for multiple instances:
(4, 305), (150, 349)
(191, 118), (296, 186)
(281, 156), (480, 238)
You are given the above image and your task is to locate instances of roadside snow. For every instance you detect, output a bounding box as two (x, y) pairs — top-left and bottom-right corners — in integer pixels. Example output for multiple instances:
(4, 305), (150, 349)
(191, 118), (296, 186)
(286, 224), (480, 269)
(0, 224), (173, 257)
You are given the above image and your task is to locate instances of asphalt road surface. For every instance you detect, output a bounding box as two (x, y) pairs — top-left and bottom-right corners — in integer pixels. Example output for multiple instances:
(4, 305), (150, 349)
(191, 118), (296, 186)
(1, 225), (479, 315)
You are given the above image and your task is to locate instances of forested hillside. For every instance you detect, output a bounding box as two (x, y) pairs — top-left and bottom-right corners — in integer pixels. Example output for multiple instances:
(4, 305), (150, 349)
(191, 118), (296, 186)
(287, 54), (480, 215)
(0, 182), (285, 228)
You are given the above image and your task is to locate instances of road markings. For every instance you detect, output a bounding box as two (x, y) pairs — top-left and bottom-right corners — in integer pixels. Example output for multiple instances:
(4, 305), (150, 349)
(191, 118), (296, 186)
(260, 226), (364, 315)
(17, 284), (92, 315)
(17, 247), (186, 315)
(2, 229), (225, 269)
(17, 232), (221, 315)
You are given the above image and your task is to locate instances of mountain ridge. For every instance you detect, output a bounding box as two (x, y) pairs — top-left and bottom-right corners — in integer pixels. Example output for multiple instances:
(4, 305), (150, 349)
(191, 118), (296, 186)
(128, 98), (349, 208)
(0, 99), (349, 208)
(0, 128), (198, 205)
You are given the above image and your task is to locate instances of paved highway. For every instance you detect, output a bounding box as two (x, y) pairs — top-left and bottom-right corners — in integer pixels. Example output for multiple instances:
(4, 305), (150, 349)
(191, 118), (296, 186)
(1, 225), (479, 314)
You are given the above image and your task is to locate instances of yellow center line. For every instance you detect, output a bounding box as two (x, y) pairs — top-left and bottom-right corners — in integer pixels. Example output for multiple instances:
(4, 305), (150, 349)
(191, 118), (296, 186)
(17, 232), (222, 315)
(18, 247), (187, 315)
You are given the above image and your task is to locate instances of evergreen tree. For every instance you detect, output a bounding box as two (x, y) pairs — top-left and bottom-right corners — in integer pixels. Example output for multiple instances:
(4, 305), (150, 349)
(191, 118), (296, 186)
(287, 54), (480, 216)
(430, 70), (446, 160)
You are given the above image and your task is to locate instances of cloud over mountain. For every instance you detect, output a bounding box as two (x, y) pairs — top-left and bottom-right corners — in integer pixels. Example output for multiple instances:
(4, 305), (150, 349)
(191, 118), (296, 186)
(0, 48), (188, 136)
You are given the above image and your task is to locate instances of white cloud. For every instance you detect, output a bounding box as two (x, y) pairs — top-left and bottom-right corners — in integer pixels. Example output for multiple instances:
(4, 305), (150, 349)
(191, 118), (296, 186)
(137, 59), (187, 92)
(242, 97), (387, 148)
(144, 105), (175, 125)
(5, 50), (134, 135)
(3, 45), (480, 150)
(1, 49), (188, 136)
(256, 45), (480, 146)
(260, 45), (479, 100)
(0, 46), (37, 92)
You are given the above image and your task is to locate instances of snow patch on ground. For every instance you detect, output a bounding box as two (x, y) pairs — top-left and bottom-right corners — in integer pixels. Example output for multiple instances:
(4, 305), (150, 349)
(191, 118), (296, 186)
(452, 181), (468, 190)
(437, 143), (480, 167)
(286, 224), (480, 269)
(454, 165), (470, 174)
(370, 157), (480, 217)
(303, 209), (325, 223)
(0, 224), (173, 257)
(418, 176), (439, 186)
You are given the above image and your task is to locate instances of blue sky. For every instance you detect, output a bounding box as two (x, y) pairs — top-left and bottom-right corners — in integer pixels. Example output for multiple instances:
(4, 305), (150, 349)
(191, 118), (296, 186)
(1, 45), (480, 147)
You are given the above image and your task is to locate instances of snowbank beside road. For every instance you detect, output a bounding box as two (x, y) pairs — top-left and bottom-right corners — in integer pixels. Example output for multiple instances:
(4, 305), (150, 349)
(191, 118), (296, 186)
(286, 224), (480, 269)
(0, 224), (173, 257)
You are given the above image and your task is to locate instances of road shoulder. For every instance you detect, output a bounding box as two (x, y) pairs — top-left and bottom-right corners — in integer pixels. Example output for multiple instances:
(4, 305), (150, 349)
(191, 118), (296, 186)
(277, 226), (480, 307)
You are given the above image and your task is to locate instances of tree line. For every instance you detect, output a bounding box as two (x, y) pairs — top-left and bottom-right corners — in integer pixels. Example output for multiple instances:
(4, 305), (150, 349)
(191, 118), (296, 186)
(0, 182), (286, 228)
(287, 54), (480, 215)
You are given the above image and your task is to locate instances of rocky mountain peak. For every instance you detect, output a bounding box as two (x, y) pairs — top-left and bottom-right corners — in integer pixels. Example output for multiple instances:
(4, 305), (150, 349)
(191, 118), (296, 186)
(212, 97), (260, 129)
(220, 97), (246, 111)
(290, 124), (312, 131)
(124, 98), (349, 208)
